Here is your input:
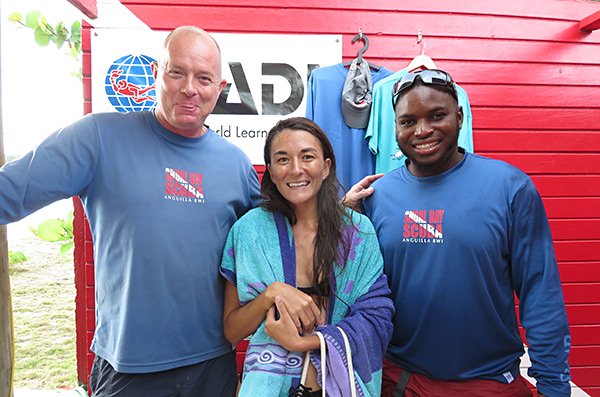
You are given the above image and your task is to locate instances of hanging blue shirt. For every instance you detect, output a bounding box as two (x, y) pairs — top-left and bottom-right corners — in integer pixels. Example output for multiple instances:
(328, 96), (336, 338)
(306, 63), (394, 190)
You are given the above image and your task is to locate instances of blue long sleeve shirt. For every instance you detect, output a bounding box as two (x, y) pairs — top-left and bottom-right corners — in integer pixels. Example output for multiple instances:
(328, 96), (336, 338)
(0, 111), (262, 373)
(364, 152), (571, 396)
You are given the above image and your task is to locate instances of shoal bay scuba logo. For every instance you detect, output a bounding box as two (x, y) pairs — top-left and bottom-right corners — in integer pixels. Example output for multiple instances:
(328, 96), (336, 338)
(105, 54), (157, 112)
(403, 210), (445, 244)
(164, 168), (205, 204)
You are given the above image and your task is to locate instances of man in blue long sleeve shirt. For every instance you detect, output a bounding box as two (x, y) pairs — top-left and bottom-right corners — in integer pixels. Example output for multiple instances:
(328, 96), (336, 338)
(0, 26), (261, 396)
(345, 69), (570, 397)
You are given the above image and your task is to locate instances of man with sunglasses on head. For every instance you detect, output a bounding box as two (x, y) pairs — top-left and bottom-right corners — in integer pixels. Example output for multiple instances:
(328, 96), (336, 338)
(344, 69), (570, 396)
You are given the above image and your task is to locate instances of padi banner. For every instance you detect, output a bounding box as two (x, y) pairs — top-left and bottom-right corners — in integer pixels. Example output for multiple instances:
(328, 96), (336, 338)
(91, 29), (341, 164)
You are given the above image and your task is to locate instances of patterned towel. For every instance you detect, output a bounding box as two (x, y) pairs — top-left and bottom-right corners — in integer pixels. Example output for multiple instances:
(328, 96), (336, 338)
(220, 207), (394, 396)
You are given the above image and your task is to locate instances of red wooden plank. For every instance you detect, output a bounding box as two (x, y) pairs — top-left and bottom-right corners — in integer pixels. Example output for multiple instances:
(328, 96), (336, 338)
(121, 0), (600, 22)
(474, 132), (600, 153)
(566, 304), (600, 325)
(84, 240), (94, 259)
(86, 309), (95, 330)
(86, 331), (94, 348)
(448, 61), (600, 86)
(82, 77), (92, 103)
(371, 60), (600, 88)
(121, 3), (600, 45)
(562, 283), (600, 304)
(463, 85), (600, 108)
(559, 262), (600, 283)
(544, 198), (600, 219)
(570, 325), (600, 345)
(472, 108), (599, 130)
(478, 153), (600, 175)
(360, 36), (600, 63)
(531, 175), (600, 197)
(577, 386), (600, 396)
(86, 286), (95, 309)
(570, 367), (600, 388)
(121, 0), (597, 21)
(555, 241), (600, 262)
(81, 23), (92, 52)
(550, 219), (600, 241)
(571, 345), (600, 366)
(84, 219), (92, 240)
(85, 264), (94, 285)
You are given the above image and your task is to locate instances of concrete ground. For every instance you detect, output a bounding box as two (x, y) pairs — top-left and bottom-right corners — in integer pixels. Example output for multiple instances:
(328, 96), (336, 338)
(14, 388), (88, 397)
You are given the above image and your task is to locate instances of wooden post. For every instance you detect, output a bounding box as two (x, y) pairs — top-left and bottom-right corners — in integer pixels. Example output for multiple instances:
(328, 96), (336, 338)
(0, 4), (14, 395)
(0, 226), (12, 397)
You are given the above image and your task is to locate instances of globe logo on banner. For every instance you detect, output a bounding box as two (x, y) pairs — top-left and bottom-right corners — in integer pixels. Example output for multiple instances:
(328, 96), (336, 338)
(105, 54), (157, 112)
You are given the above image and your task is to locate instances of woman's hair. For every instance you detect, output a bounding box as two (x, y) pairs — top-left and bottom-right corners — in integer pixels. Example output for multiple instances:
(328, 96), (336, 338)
(262, 117), (351, 308)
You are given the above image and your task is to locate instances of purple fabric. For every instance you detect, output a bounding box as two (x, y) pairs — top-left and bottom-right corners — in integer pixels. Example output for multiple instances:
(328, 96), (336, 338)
(311, 327), (357, 397)
(274, 211), (296, 286)
(342, 223), (363, 261)
(220, 267), (236, 284)
(312, 273), (394, 394)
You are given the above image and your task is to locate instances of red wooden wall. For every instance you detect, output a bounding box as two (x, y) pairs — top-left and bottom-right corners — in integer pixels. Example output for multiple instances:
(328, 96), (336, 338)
(74, 0), (600, 394)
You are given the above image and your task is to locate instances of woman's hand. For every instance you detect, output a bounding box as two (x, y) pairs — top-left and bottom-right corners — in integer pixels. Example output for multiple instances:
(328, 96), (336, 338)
(265, 282), (322, 334)
(342, 173), (384, 211)
(265, 296), (320, 352)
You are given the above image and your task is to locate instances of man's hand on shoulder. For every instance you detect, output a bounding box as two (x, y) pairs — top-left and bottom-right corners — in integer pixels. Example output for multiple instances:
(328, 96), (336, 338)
(342, 173), (384, 212)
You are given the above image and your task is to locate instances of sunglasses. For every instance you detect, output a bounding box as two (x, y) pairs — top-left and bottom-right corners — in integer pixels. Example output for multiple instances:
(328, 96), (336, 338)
(392, 69), (458, 108)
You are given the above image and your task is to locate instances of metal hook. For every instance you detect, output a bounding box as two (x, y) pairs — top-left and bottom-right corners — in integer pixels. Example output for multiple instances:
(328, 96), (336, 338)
(415, 29), (426, 55)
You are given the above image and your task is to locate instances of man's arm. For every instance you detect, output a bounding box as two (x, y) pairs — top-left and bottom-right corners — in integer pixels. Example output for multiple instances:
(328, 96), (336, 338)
(510, 179), (571, 397)
(0, 116), (98, 224)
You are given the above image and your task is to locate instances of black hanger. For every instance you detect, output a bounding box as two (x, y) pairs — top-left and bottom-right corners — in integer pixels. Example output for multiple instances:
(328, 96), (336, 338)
(343, 30), (381, 71)
(354, 33), (369, 64)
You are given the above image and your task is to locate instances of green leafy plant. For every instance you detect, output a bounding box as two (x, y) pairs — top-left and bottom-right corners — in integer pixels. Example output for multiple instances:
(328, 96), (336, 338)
(8, 10), (81, 58)
(29, 212), (74, 254)
(8, 250), (27, 265)
(8, 10), (82, 79)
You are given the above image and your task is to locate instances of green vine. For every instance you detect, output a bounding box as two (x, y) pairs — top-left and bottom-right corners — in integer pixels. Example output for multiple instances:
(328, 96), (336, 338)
(8, 10), (82, 58)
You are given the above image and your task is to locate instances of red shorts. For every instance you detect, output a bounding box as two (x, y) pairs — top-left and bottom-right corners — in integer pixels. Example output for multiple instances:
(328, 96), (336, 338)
(381, 358), (534, 397)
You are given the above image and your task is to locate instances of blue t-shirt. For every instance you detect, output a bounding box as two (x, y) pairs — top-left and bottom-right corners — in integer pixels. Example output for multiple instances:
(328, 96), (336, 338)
(0, 111), (262, 373)
(365, 69), (474, 174)
(306, 63), (394, 190)
(363, 152), (570, 396)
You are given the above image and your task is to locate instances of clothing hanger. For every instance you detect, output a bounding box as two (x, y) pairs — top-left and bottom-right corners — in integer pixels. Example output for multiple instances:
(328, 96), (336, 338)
(343, 28), (382, 71)
(405, 29), (438, 72)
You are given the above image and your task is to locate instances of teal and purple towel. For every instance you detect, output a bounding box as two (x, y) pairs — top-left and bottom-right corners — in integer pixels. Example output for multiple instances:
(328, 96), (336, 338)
(220, 207), (394, 396)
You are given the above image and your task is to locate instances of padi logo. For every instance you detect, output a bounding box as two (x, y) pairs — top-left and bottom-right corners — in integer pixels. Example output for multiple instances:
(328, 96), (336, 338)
(105, 54), (157, 113)
(214, 62), (319, 116)
(104, 56), (318, 116)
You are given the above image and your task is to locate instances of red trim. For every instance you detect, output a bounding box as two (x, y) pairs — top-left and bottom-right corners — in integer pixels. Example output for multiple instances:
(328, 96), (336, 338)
(580, 10), (600, 32)
(67, 0), (98, 19)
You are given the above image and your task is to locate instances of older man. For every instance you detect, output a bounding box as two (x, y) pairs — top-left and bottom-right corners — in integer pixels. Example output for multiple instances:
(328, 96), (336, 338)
(0, 26), (261, 396)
